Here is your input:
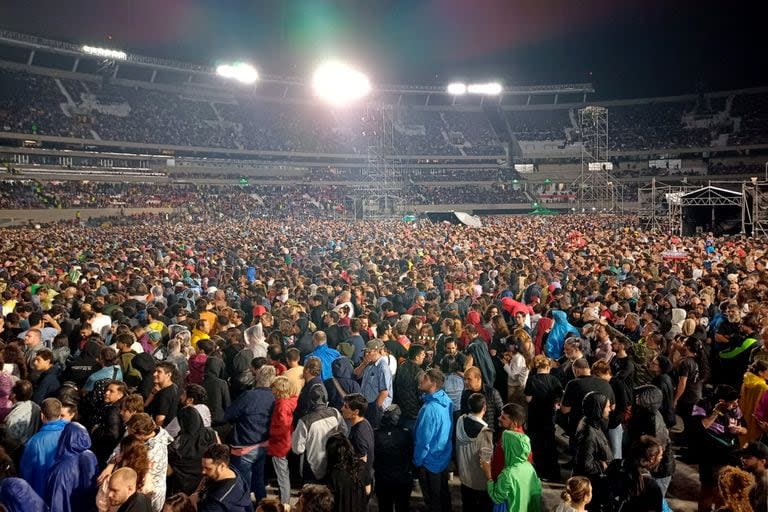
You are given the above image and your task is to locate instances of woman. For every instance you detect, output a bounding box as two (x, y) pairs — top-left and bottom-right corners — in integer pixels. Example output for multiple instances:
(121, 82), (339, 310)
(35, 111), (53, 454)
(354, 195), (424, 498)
(481, 429), (543, 512)
(649, 356), (676, 428)
(440, 355), (465, 413)
(554, 476), (592, 512)
(524, 354), (563, 482)
(740, 360), (768, 445)
(325, 357), (361, 410)
(167, 406), (218, 495)
(490, 315), (510, 349)
(674, 336), (707, 449)
(268, 376), (297, 510)
(503, 338), (529, 408)
(605, 436), (664, 512)
(96, 435), (152, 512)
(573, 392), (613, 511)
(0, 373), (13, 422)
(715, 465), (756, 512)
(373, 405), (413, 512)
(46, 422), (99, 512)
(324, 432), (370, 512)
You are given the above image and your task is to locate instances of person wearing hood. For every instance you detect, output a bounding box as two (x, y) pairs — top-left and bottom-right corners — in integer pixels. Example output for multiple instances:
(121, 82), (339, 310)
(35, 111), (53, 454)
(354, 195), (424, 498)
(45, 422), (99, 512)
(131, 352), (156, 400)
(187, 338), (214, 385)
(65, 340), (102, 389)
(572, 392), (613, 510)
(198, 443), (252, 512)
(482, 429), (542, 512)
(31, 350), (61, 404)
(455, 392), (494, 512)
(293, 316), (316, 357)
(545, 310), (580, 360)
(0, 373), (13, 422)
(20, 398), (68, 498)
(202, 356), (231, 427)
(374, 405), (414, 512)
(244, 324), (269, 359)
(664, 308), (686, 342)
(167, 406), (218, 495)
(0, 474), (48, 512)
(465, 327), (496, 390)
(292, 381), (347, 481)
(649, 355), (677, 429)
(325, 356), (361, 410)
(742, 360), (768, 445)
(413, 368), (453, 512)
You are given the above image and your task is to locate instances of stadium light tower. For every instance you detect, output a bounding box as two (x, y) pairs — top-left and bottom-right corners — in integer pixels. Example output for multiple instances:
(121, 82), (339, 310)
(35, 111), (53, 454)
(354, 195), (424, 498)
(312, 61), (371, 106)
(447, 81), (502, 96)
(82, 45), (127, 60)
(447, 82), (467, 95)
(216, 63), (259, 84)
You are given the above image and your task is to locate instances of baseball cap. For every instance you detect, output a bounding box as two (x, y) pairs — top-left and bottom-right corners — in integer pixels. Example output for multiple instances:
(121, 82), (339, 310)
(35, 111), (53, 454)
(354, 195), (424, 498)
(737, 442), (768, 460)
(365, 339), (386, 351)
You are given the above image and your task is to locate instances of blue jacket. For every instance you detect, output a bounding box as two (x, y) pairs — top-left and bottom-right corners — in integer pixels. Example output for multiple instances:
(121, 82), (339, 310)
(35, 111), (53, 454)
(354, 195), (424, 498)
(20, 419), (68, 497)
(45, 422), (99, 512)
(224, 387), (274, 446)
(0, 478), (48, 512)
(544, 310), (580, 360)
(413, 389), (453, 473)
(309, 344), (341, 381)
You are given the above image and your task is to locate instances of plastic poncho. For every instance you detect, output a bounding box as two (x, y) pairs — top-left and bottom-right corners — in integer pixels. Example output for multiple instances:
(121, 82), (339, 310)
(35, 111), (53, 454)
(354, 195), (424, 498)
(45, 422), (98, 512)
(544, 310), (580, 360)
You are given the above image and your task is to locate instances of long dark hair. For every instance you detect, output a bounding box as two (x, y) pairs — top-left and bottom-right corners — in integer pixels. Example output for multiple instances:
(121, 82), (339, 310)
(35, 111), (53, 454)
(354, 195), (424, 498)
(627, 436), (663, 497)
(683, 336), (710, 383)
(326, 433), (364, 486)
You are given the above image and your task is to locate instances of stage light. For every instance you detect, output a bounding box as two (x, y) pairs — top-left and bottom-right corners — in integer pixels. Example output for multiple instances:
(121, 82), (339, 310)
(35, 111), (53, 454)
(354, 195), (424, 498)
(447, 82), (467, 95)
(312, 61), (371, 106)
(216, 63), (259, 84)
(82, 45), (127, 60)
(467, 82), (503, 95)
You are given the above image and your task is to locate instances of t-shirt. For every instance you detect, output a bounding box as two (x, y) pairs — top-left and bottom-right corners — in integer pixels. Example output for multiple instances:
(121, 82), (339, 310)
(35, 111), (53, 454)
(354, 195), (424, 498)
(283, 365), (305, 396)
(677, 356), (702, 406)
(524, 373), (563, 430)
(561, 375), (615, 434)
(349, 419), (375, 478)
(146, 384), (179, 427)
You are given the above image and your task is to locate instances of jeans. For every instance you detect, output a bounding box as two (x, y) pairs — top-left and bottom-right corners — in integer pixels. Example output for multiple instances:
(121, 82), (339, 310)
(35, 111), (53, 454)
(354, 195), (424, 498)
(232, 446), (266, 500)
(272, 456), (291, 505)
(607, 425), (623, 459)
(375, 480), (413, 512)
(417, 467), (451, 512)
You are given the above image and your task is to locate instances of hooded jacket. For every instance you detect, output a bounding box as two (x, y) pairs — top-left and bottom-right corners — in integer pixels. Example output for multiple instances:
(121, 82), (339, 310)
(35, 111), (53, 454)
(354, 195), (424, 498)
(466, 337), (496, 389)
(664, 308), (687, 341)
(324, 357), (361, 409)
(740, 370), (768, 445)
(291, 384), (347, 479)
(573, 392), (613, 479)
(20, 418), (68, 497)
(455, 414), (494, 490)
(0, 477), (48, 512)
(487, 430), (542, 512)
(544, 310), (580, 360)
(45, 422), (99, 512)
(202, 357), (231, 425)
(626, 385), (675, 479)
(64, 341), (100, 388)
(131, 353), (156, 400)
(168, 407), (218, 495)
(413, 389), (453, 473)
(393, 358), (425, 420)
(32, 366), (61, 405)
(187, 353), (208, 385)
(197, 466), (252, 512)
(268, 394), (298, 458)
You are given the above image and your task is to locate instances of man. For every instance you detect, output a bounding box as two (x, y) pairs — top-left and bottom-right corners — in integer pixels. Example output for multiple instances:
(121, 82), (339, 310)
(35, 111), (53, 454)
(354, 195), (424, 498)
(20, 398), (68, 497)
(23, 328), (46, 368)
(355, 339), (393, 429)
(346, 319), (366, 365)
(560, 358), (615, 440)
(144, 361), (180, 427)
(323, 311), (350, 349)
(393, 344), (426, 430)
(282, 347), (305, 396)
(4, 379), (41, 444)
(464, 330), (495, 389)
(592, 360), (631, 459)
(455, 392), (494, 512)
(198, 443), (252, 512)
(739, 441), (768, 511)
(460, 366), (504, 434)
(17, 312), (61, 348)
(107, 467), (153, 512)
(31, 349), (61, 404)
(84, 346), (123, 392)
(295, 357), (325, 423)
(115, 333), (142, 387)
(308, 331), (341, 381)
(341, 393), (375, 484)
(439, 338), (467, 372)
(294, 483), (335, 512)
(413, 368), (453, 512)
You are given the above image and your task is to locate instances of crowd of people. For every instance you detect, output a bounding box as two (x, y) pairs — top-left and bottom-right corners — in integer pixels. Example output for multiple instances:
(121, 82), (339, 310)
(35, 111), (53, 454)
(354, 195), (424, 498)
(0, 213), (765, 512)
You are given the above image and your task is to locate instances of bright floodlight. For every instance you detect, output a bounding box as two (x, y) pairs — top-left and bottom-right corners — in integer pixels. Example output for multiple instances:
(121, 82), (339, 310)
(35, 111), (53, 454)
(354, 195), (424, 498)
(216, 63), (259, 84)
(467, 82), (503, 95)
(312, 61), (371, 106)
(82, 45), (127, 60)
(447, 82), (467, 95)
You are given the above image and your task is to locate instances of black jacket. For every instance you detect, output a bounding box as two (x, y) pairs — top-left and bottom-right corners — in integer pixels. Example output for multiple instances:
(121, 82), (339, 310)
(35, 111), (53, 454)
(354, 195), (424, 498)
(203, 357), (231, 426)
(573, 393), (613, 479)
(92, 400), (124, 467)
(32, 366), (61, 404)
(393, 360), (424, 420)
(198, 470), (252, 512)
(460, 385), (503, 433)
(374, 424), (414, 485)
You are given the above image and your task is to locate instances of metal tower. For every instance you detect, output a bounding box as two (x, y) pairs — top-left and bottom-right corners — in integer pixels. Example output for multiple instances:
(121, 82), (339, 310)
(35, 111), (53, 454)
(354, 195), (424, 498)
(576, 106), (623, 212)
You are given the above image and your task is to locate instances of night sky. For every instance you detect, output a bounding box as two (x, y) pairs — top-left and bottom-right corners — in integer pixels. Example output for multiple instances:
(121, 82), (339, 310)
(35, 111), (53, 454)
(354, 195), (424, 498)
(0, 0), (765, 98)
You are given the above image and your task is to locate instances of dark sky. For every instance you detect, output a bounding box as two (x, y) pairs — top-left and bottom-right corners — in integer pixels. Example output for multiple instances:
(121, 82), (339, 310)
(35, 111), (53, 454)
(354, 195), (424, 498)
(0, 0), (765, 98)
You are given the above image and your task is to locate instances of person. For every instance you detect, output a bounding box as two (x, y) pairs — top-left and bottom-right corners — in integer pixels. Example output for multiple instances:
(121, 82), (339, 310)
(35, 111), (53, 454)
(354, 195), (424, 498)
(605, 436), (664, 512)
(3, 379), (41, 444)
(267, 376), (297, 510)
(224, 364), (275, 501)
(373, 405), (413, 512)
(0, 474), (48, 512)
(292, 382), (347, 482)
(144, 362), (180, 428)
(715, 466), (756, 512)
(355, 339), (392, 429)
(554, 476), (593, 512)
(545, 310), (580, 360)
(164, 383), (212, 438)
(92, 380), (128, 467)
(167, 406), (218, 495)
(649, 355), (676, 429)
(413, 368), (453, 512)
(560, 359), (614, 446)
(572, 392), (613, 511)
(30, 349), (60, 404)
(202, 356), (231, 428)
(481, 429), (543, 512)
(45, 421), (99, 512)
(95, 435), (151, 512)
(294, 483), (334, 512)
(674, 336), (707, 449)
(197, 443), (252, 512)
(163, 493), (197, 512)
(294, 357), (325, 424)
(324, 433), (370, 512)
(341, 393), (375, 484)
(460, 366), (504, 437)
(592, 360), (630, 460)
(741, 360), (768, 445)
(465, 329), (496, 389)
(308, 331), (341, 381)
(525, 354), (563, 482)
(737, 441), (768, 511)
(441, 353), (465, 414)
(107, 467), (153, 512)
(392, 344), (425, 430)
(455, 392), (494, 512)
(324, 357), (360, 410)
(282, 348), (305, 396)
(20, 397), (67, 497)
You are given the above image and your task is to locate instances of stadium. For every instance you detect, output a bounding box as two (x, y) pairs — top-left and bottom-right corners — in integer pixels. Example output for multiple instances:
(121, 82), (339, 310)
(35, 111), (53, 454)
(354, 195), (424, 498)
(0, 3), (766, 512)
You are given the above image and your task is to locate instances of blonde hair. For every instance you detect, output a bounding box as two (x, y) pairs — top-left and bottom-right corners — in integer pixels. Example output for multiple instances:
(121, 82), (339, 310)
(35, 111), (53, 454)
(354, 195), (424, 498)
(717, 466), (755, 512)
(533, 354), (551, 371)
(271, 376), (292, 399)
(561, 476), (591, 504)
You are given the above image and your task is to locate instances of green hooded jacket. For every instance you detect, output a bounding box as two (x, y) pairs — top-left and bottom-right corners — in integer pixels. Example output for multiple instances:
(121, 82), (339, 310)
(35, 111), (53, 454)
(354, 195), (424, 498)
(487, 430), (542, 512)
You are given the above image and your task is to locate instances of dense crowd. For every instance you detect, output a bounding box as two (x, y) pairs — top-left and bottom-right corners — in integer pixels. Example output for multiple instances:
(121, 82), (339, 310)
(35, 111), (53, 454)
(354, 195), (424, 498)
(0, 214), (765, 512)
(3, 68), (768, 155)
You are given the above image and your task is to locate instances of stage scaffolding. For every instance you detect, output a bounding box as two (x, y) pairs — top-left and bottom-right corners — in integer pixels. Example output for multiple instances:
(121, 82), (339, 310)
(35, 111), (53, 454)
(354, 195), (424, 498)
(576, 106), (624, 212)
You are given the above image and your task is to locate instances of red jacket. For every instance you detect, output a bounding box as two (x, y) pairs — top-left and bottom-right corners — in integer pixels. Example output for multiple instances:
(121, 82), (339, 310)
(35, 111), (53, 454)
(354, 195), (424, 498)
(187, 354), (207, 385)
(267, 396), (298, 457)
